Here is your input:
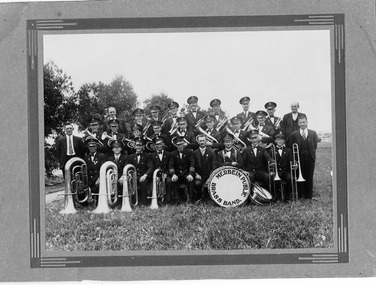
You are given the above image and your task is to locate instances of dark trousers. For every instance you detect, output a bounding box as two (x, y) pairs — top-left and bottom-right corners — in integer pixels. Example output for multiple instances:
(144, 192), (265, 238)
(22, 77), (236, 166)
(273, 171), (292, 201)
(137, 178), (150, 206)
(298, 151), (315, 199)
(171, 176), (194, 202)
(248, 170), (270, 190)
(194, 175), (210, 200)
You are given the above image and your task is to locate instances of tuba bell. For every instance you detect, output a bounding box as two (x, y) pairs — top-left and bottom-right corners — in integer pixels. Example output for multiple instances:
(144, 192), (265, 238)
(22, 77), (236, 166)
(119, 164), (138, 212)
(149, 168), (166, 209)
(60, 157), (93, 214)
(91, 161), (118, 214)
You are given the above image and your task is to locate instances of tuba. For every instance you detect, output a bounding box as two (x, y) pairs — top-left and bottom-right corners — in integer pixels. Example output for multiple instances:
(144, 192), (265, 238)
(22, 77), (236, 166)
(60, 157), (93, 214)
(149, 168), (166, 209)
(91, 161), (118, 214)
(119, 164), (138, 212)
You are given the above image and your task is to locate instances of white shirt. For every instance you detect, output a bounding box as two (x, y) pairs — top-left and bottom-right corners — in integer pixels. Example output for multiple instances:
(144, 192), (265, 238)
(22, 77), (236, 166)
(300, 129), (308, 139)
(66, 135), (76, 155)
(292, 113), (298, 121)
(158, 151), (163, 161)
(200, 147), (206, 156)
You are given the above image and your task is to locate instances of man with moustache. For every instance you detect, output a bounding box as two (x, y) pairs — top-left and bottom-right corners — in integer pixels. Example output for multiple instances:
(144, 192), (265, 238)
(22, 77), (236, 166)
(280, 102), (306, 138)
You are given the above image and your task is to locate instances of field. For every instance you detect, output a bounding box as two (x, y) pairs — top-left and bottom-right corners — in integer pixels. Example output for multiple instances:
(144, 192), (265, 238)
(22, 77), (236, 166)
(45, 146), (333, 251)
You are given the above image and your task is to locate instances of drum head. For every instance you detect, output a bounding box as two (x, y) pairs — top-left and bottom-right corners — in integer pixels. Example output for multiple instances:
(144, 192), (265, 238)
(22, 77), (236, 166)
(207, 166), (251, 208)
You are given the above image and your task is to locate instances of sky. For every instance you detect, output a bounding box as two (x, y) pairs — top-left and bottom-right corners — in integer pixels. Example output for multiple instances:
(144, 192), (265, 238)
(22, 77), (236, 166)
(43, 29), (332, 132)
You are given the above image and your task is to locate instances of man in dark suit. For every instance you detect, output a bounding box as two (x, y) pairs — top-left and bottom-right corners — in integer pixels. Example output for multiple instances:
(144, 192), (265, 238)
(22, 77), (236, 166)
(171, 117), (198, 150)
(107, 139), (129, 207)
(193, 134), (218, 201)
(102, 118), (127, 158)
(286, 115), (319, 199)
(268, 131), (294, 201)
(150, 136), (173, 203)
(280, 102), (307, 138)
(149, 121), (173, 152)
(132, 108), (148, 130)
(83, 137), (106, 205)
(55, 123), (85, 178)
(229, 116), (250, 149)
(184, 96), (206, 133)
(103, 106), (127, 135)
(170, 137), (195, 203)
(264, 102), (282, 131)
(201, 114), (224, 151)
(217, 133), (243, 169)
(145, 105), (163, 137)
(255, 110), (275, 146)
(162, 101), (180, 135)
(208, 99), (228, 132)
(83, 114), (107, 155)
(128, 138), (154, 206)
(237, 96), (256, 131)
(242, 130), (273, 189)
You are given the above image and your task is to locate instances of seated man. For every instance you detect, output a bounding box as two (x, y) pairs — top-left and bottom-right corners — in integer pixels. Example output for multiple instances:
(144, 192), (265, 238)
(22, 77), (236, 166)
(128, 138), (153, 206)
(217, 133), (243, 169)
(268, 131), (293, 201)
(107, 139), (129, 207)
(150, 136), (173, 204)
(193, 134), (218, 201)
(83, 136), (106, 206)
(170, 137), (195, 203)
(242, 130), (273, 190)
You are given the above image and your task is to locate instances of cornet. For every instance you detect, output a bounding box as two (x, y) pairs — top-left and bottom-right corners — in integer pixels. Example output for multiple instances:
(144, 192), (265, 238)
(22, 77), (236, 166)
(60, 157), (93, 214)
(119, 164), (138, 212)
(91, 161), (118, 214)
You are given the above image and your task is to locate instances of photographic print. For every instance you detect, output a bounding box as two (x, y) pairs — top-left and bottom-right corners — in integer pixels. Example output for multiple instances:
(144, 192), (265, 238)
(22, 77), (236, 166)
(27, 15), (347, 268)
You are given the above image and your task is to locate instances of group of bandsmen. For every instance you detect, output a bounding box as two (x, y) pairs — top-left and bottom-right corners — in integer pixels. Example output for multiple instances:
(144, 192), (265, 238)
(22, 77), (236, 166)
(55, 96), (320, 207)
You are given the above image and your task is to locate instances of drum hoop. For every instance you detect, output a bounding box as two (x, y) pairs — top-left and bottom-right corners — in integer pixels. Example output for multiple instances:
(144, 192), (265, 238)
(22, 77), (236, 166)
(207, 166), (251, 207)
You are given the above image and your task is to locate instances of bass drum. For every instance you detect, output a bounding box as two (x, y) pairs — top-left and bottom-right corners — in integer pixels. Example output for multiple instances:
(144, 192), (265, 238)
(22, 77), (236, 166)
(249, 183), (272, 206)
(207, 166), (251, 208)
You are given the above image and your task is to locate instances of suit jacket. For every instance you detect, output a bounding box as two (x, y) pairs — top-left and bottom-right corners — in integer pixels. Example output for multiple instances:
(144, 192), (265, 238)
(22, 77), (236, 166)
(268, 146), (293, 172)
(150, 133), (173, 152)
(217, 148), (243, 169)
(107, 154), (129, 177)
(193, 147), (218, 177)
(203, 128), (225, 150)
(257, 124), (275, 144)
(84, 152), (106, 185)
(265, 115), (281, 130)
(185, 110), (206, 132)
(103, 117), (127, 134)
(150, 150), (172, 174)
(237, 111), (256, 128)
(286, 129), (318, 161)
(170, 148), (195, 177)
(128, 152), (154, 178)
(171, 129), (198, 150)
(55, 135), (85, 166)
(280, 112), (306, 137)
(232, 129), (250, 147)
(241, 145), (272, 173)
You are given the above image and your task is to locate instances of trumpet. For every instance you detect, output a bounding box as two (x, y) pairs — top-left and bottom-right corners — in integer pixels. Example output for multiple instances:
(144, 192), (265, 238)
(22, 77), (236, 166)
(242, 117), (256, 132)
(197, 126), (218, 144)
(101, 131), (117, 141)
(290, 143), (305, 201)
(60, 157), (93, 214)
(149, 168), (166, 209)
(225, 126), (247, 152)
(91, 161), (118, 214)
(194, 116), (206, 128)
(119, 164), (138, 212)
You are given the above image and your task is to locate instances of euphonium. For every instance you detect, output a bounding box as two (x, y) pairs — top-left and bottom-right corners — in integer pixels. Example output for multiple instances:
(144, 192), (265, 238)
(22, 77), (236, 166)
(91, 161), (118, 214)
(120, 164), (138, 212)
(225, 126), (247, 152)
(60, 157), (93, 214)
(149, 168), (166, 209)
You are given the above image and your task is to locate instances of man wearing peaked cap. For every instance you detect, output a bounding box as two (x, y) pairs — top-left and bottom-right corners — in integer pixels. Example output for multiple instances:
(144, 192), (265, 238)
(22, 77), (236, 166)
(237, 96), (256, 130)
(103, 106), (127, 135)
(162, 101), (180, 135)
(172, 116), (198, 150)
(209, 99), (221, 107)
(132, 108), (147, 129)
(255, 110), (275, 144)
(202, 114), (224, 151)
(229, 116), (249, 148)
(150, 121), (172, 151)
(168, 101), (180, 109)
(185, 96), (205, 133)
(264, 101), (282, 131)
(209, 98), (228, 131)
(217, 132), (243, 168)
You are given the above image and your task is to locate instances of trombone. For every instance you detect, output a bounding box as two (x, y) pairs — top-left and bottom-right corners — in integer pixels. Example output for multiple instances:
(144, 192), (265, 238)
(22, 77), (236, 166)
(268, 144), (282, 200)
(290, 143), (305, 201)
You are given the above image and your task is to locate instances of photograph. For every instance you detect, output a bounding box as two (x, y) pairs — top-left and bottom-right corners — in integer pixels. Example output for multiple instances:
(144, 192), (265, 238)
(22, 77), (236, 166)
(42, 26), (334, 254)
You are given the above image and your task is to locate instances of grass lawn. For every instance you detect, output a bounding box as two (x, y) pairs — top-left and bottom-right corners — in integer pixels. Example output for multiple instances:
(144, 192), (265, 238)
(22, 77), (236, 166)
(45, 147), (333, 251)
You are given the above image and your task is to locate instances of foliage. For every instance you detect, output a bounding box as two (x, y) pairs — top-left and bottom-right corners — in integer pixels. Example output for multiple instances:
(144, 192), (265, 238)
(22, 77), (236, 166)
(44, 140), (59, 178)
(44, 61), (77, 137)
(143, 93), (174, 118)
(45, 147), (333, 251)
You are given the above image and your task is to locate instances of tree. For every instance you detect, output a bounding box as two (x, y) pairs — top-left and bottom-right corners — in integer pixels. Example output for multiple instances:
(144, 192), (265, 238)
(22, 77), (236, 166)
(143, 92), (174, 119)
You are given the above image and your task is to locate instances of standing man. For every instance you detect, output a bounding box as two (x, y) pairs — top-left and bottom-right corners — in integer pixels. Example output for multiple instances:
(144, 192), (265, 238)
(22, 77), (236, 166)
(286, 115), (319, 199)
(201, 115), (224, 151)
(132, 108), (147, 130)
(209, 99), (228, 132)
(103, 106), (127, 134)
(185, 96), (206, 133)
(237, 96), (256, 131)
(170, 137), (196, 203)
(83, 114), (106, 154)
(102, 118), (126, 158)
(264, 102), (282, 131)
(229, 116), (250, 148)
(149, 121), (172, 152)
(128, 138), (154, 206)
(146, 105), (163, 137)
(242, 130), (273, 190)
(193, 134), (218, 201)
(162, 101), (180, 135)
(55, 122), (85, 178)
(280, 102), (306, 138)
(255, 110), (275, 145)
(83, 137), (106, 205)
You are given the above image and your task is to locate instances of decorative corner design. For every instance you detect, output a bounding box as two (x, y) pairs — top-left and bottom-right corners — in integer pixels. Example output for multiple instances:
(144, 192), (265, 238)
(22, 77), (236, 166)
(294, 15), (335, 25)
(40, 257), (82, 267)
(298, 253), (339, 263)
(30, 218), (40, 259)
(334, 24), (345, 64)
(338, 213), (348, 253)
(35, 20), (78, 30)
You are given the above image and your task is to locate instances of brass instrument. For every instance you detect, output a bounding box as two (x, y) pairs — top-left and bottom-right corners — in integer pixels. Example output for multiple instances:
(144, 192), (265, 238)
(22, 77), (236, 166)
(194, 116), (206, 128)
(83, 128), (104, 146)
(197, 126), (218, 144)
(119, 164), (138, 212)
(290, 143), (305, 201)
(268, 144), (282, 199)
(60, 157), (93, 214)
(225, 126), (247, 152)
(242, 117), (256, 132)
(215, 116), (229, 132)
(142, 119), (152, 137)
(91, 161), (119, 214)
(172, 129), (191, 146)
(169, 118), (178, 135)
(145, 141), (155, 152)
(274, 117), (282, 129)
(122, 137), (135, 149)
(149, 168), (167, 209)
